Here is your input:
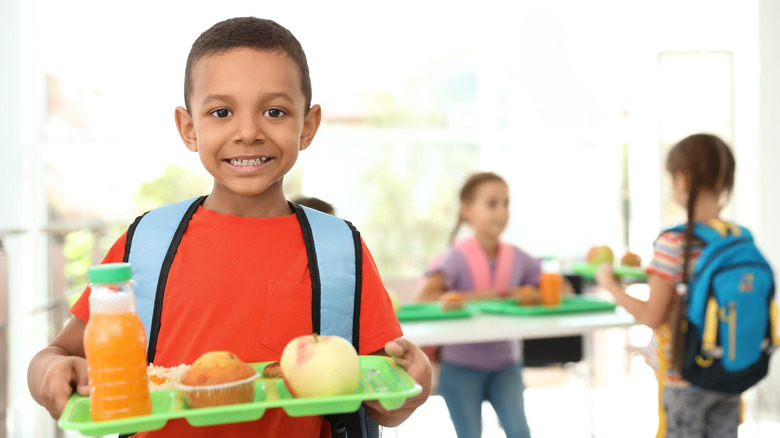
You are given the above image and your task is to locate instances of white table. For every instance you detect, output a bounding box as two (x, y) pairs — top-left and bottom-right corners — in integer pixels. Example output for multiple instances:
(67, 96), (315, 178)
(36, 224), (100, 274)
(401, 307), (637, 345)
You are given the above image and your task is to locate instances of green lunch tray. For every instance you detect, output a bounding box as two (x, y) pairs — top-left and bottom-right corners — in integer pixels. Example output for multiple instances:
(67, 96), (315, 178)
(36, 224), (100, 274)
(470, 295), (616, 316)
(395, 302), (474, 322)
(569, 262), (647, 281)
(58, 356), (422, 436)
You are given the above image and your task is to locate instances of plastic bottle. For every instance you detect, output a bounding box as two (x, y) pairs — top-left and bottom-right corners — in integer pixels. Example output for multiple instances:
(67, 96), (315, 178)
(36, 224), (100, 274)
(539, 258), (563, 306)
(83, 263), (151, 421)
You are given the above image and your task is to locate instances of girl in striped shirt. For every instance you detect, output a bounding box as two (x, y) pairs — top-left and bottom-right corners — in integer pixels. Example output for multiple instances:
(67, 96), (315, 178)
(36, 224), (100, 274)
(596, 133), (738, 438)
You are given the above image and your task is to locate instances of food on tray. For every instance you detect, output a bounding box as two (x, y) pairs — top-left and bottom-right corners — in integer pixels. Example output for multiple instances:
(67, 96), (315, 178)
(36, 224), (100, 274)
(586, 245), (614, 264)
(439, 291), (465, 310)
(620, 251), (642, 267)
(147, 363), (191, 391)
(516, 285), (540, 306)
(280, 334), (360, 398)
(179, 351), (258, 408)
(262, 361), (283, 378)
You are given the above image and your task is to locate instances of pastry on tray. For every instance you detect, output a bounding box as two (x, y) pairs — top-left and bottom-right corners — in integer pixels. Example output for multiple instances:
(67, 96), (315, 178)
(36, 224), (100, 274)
(179, 351), (258, 408)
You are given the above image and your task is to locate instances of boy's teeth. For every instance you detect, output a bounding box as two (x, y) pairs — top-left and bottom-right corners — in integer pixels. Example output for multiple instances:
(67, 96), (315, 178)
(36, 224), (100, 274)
(229, 157), (269, 166)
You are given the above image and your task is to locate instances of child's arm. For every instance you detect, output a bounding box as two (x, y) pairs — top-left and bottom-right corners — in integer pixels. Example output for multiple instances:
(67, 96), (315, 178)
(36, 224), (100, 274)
(595, 262), (675, 329)
(363, 338), (432, 427)
(27, 317), (90, 419)
(417, 272), (503, 302)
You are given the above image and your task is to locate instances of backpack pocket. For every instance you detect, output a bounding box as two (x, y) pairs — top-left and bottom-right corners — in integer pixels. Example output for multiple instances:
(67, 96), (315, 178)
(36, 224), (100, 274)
(712, 264), (773, 372)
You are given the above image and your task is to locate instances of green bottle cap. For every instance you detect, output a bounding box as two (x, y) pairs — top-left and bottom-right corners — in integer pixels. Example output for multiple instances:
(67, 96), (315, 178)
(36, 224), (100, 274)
(88, 263), (133, 284)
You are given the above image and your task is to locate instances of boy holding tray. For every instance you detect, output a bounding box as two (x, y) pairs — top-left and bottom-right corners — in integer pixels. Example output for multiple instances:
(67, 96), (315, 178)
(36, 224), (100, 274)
(27, 17), (431, 437)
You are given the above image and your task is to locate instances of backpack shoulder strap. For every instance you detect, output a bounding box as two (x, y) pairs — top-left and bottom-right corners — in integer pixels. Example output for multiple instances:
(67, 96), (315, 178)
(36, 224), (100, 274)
(666, 222), (726, 245)
(124, 196), (206, 360)
(290, 204), (372, 438)
(290, 203), (362, 350)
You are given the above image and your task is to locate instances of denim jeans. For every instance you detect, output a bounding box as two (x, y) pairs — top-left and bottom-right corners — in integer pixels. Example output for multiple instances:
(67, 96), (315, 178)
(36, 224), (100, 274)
(439, 361), (531, 438)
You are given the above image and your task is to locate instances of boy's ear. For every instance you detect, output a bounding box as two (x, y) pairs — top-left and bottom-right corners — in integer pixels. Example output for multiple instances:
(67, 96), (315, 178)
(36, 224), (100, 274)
(299, 104), (322, 151)
(175, 106), (198, 152)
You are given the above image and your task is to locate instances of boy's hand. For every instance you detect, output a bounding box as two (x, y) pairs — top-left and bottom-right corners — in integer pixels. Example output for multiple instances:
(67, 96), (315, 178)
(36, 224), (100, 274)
(34, 354), (89, 419)
(363, 338), (432, 427)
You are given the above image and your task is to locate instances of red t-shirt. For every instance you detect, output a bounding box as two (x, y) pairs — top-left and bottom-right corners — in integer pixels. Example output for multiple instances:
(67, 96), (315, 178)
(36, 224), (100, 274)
(70, 206), (402, 437)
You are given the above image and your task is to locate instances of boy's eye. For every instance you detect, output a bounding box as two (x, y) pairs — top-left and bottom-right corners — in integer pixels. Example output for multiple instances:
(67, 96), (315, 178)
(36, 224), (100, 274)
(264, 108), (285, 118)
(210, 108), (232, 118)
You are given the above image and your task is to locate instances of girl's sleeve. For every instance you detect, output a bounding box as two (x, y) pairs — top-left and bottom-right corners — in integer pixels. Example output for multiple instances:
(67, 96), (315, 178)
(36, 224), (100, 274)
(69, 231), (129, 322)
(424, 248), (468, 291)
(357, 239), (404, 355)
(516, 247), (542, 286)
(646, 232), (683, 285)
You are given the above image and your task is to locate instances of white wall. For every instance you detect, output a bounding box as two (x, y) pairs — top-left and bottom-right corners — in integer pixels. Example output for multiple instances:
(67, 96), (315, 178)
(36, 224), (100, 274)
(757, 0), (780, 269)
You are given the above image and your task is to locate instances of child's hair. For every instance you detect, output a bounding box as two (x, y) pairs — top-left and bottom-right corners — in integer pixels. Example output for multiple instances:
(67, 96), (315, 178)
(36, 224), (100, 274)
(665, 133), (735, 281)
(183, 17), (312, 112)
(449, 172), (507, 243)
(292, 196), (335, 215)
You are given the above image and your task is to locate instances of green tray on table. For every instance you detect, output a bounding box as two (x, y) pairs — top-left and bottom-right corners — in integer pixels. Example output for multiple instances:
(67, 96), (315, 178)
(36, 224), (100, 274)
(470, 295), (616, 316)
(569, 261), (647, 281)
(58, 356), (421, 436)
(395, 302), (475, 322)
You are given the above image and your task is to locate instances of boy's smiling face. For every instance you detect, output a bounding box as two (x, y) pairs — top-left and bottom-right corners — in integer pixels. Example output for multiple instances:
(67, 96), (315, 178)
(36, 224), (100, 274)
(175, 47), (320, 214)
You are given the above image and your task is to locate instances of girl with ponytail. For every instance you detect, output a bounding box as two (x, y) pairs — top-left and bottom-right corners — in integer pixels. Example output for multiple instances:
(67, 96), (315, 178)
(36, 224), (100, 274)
(596, 133), (738, 437)
(418, 172), (540, 438)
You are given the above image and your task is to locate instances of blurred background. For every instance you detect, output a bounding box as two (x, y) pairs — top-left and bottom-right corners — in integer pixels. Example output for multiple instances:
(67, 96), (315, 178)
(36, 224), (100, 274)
(2, 0), (780, 436)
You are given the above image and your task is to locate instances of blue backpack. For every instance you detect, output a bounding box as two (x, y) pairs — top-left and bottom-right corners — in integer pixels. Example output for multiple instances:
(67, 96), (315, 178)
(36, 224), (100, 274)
(671, 223), (778, 394)
(122, 196), (378, 438)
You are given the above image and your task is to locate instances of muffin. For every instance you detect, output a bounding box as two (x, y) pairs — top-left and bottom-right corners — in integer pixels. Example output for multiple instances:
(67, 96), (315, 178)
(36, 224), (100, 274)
(440, 291), (465, 310)
(620, 251), (642, 267)
(179, 351), (258, 408)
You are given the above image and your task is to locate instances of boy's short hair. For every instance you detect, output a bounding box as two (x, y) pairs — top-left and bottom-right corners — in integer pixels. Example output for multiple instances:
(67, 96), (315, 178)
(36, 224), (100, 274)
(184, 17), (312, 111)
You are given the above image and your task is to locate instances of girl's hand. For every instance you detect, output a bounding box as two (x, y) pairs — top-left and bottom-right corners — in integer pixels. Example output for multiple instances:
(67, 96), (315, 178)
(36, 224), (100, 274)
(595, 262), (619, 289)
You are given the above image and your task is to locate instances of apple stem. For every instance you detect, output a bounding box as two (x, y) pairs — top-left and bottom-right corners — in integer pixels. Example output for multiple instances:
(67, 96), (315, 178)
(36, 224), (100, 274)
(313, 333), (319, 343)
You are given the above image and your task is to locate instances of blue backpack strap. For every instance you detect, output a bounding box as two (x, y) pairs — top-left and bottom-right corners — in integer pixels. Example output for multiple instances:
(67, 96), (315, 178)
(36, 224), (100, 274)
(290, 203), (362, 350)
(124, 196), (206, 360)
(668, 222), (749, 244)
(290, 203), (375, 438)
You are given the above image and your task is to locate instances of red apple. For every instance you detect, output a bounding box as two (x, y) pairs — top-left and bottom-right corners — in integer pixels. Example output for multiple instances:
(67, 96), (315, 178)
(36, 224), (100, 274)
(279, 334), (360, 398)
(586, 245), (614, 264)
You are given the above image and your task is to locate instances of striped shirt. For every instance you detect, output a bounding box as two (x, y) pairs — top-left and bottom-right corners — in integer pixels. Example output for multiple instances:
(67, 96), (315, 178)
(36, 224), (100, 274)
(645, 221), (724, 387)
(647, 228), (705, 285)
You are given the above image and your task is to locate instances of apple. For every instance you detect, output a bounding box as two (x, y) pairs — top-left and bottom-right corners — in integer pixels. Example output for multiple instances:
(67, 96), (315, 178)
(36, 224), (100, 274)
(280, 333), (360, 398)
(586, 245), (614, 265)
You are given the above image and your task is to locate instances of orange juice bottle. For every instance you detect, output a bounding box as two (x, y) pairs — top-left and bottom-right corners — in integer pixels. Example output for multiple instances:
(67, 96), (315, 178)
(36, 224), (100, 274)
(84, 263), (151, 421)
(539, 258), (563, 306)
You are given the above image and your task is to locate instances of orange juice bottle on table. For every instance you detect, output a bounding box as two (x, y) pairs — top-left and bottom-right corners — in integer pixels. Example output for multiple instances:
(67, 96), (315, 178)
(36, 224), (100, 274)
(539, 258), (563, 306)
(84, 263), (151, 421)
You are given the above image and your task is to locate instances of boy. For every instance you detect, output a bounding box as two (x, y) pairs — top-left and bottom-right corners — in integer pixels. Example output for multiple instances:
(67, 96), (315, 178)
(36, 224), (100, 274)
(27, 17), (431, 437)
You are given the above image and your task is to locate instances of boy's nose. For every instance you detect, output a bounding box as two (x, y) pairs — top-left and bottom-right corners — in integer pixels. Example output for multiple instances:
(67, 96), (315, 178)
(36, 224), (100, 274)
(235, 114), (265, 144)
